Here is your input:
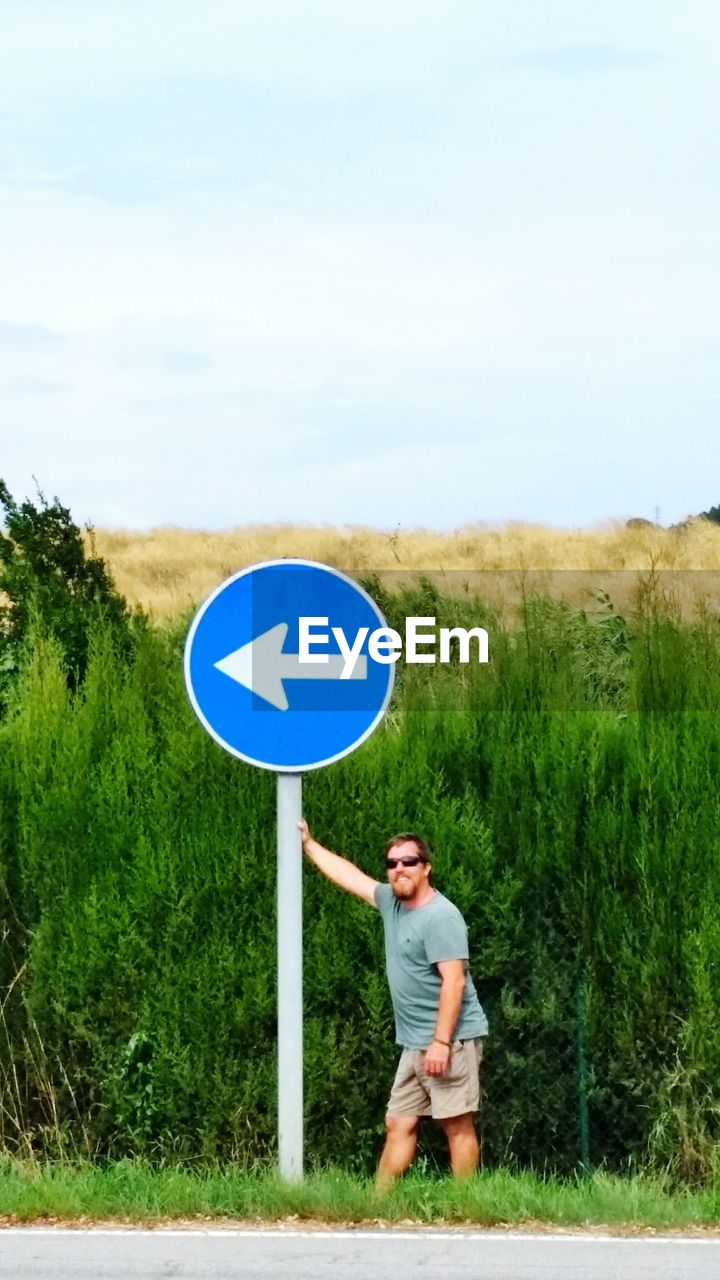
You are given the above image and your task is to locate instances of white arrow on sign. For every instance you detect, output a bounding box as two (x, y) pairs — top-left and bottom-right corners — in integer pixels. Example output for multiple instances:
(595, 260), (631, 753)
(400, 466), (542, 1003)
(214, 622), (368, 711)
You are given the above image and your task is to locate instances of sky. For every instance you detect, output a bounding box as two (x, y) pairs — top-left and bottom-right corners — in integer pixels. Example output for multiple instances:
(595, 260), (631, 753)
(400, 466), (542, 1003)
(1, 1), (719, 532)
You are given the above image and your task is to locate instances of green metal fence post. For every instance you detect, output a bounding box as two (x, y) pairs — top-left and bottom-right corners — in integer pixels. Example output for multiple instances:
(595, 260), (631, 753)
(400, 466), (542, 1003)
(576, 975), (591, 1174)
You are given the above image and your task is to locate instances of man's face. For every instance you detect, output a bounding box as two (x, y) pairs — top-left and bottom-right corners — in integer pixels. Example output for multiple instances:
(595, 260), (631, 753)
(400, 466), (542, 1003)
(386, 840), (431, 902)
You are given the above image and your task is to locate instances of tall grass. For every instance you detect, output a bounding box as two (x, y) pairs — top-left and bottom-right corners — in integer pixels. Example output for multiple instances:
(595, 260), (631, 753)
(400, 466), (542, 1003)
(89, 521), (720, 619)
(0, 582), (718, 1181)
(1, 1158), (718, 1227)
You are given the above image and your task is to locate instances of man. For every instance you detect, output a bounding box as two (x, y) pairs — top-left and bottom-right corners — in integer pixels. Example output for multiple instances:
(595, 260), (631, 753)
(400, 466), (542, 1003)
(298, 819), (488, 1187)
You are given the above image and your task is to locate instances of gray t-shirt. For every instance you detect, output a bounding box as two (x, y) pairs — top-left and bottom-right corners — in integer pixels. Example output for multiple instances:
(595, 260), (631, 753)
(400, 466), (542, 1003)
(374, 884), (489, 1049)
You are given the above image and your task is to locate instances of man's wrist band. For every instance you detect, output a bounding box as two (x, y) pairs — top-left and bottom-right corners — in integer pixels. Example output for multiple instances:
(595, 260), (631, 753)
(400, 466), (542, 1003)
(434, 1036), (451, 1047)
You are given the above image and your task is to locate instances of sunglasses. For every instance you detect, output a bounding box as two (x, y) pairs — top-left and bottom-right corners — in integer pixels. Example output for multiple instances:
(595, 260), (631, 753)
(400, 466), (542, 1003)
(385, 855), (427, 870)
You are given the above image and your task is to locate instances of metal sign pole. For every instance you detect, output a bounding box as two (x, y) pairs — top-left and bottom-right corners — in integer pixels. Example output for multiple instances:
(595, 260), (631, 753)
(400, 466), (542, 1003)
(185, 561), (395, 1182)
(276, 771), (303, 1180)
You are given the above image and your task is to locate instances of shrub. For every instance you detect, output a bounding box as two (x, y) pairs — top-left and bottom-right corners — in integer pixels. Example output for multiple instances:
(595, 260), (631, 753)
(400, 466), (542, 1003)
(0, 480), (137, 711)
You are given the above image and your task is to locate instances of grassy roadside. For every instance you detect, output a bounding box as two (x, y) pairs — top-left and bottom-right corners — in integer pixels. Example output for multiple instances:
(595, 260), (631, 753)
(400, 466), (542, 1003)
(0, 1161), (718, 1232)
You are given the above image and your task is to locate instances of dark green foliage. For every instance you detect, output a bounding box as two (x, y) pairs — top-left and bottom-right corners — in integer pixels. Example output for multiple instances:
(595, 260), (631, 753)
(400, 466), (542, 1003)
(0, 479), (136, 709)
(0, 586), (718, 1182)
(699, 504), (720, 525)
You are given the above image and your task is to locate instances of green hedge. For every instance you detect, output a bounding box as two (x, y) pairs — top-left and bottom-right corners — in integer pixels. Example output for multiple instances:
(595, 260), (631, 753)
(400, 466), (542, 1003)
(0, 587), (718, 1180)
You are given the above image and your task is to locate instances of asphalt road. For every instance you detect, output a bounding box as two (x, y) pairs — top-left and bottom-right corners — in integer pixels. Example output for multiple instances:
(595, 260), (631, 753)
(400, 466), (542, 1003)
(1, 1228), (719, 1280)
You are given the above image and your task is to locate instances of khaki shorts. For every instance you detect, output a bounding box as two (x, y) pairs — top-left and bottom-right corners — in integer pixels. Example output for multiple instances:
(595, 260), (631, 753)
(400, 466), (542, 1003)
(386, 1037), (484, 1121)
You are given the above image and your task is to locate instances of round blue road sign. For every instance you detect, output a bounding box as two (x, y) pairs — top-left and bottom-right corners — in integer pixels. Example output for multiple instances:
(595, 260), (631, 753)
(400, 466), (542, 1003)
(184, 560), (395, 772)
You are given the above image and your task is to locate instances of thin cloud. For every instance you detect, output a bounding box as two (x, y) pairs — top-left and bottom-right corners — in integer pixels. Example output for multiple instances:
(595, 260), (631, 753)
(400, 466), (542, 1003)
(0, 322), (69, 348)
(494, 44), (661, 75)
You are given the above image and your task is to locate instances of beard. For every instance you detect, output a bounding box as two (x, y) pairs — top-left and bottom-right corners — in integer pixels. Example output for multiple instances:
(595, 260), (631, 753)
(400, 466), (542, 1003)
(391, 877), (416, 900)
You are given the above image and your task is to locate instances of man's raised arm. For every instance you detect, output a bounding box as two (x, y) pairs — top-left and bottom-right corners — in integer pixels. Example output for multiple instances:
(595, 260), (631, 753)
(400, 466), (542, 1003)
(298, 820), (379, 906)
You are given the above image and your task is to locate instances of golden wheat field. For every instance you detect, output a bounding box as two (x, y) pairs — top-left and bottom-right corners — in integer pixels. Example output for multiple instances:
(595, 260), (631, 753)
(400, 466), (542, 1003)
(88, 519), (720, 622)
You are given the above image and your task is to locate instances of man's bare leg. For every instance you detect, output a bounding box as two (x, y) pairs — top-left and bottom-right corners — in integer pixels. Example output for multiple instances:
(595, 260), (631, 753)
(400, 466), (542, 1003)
(438, 1112), (479, 1179)
(375, 1115), (420, 1189)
